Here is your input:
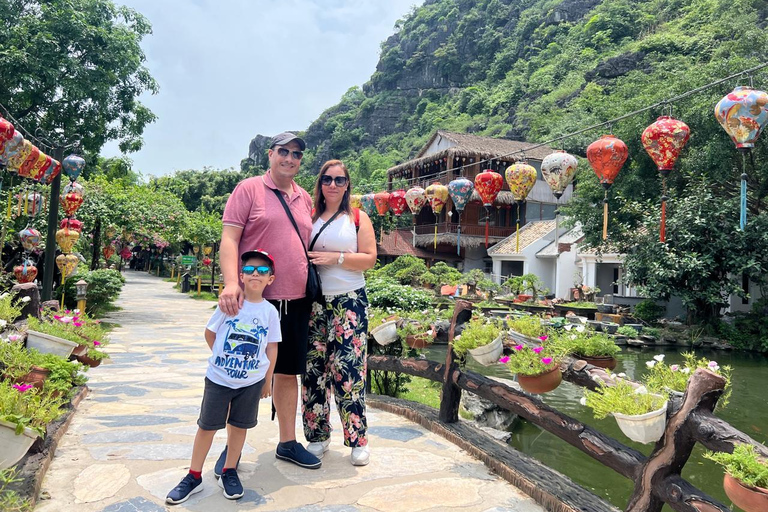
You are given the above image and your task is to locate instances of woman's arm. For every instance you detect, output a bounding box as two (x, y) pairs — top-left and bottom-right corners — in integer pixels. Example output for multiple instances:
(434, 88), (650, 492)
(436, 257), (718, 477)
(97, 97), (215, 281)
(307, 210), (377, 271)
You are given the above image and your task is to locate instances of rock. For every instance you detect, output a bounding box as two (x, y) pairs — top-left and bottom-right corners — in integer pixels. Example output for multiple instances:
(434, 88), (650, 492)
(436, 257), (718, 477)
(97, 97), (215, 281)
(461, 377), (519, 431)
(585, 52), (648, 83)
(11, 283), (40, 320)
(478, 425), (512, 442)
(546, 0), (602, 23)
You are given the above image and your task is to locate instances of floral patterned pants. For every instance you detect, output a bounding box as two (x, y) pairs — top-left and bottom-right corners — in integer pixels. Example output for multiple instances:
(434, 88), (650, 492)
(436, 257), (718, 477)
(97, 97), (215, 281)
(302, 287), (368, 448)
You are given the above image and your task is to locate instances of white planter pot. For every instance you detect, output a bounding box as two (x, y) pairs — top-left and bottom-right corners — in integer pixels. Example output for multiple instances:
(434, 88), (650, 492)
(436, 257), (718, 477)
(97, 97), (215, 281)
(370, 321), (398, 346)
(26, 330), (79, 358)
(613, 399), (668, 444)
(468, 335), (503, 366)
(0, 420), (40, 470)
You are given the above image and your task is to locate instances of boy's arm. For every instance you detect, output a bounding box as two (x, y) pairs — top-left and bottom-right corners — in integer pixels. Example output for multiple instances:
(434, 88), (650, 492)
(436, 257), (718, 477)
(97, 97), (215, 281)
(261, 343), (278, 399)
(204, 328), (216, 350)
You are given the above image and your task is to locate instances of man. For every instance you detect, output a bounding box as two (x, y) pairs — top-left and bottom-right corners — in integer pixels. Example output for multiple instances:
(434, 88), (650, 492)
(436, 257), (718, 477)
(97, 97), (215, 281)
(218, 132), (321, 469)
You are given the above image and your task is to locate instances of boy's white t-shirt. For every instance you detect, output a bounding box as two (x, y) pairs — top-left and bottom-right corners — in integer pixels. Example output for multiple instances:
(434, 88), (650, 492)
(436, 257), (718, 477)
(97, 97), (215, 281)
(205, 299), (281, 389)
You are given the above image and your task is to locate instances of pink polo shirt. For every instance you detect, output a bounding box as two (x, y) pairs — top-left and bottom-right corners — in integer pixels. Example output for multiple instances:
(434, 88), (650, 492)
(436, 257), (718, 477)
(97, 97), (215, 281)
(222, 171), (313, 300)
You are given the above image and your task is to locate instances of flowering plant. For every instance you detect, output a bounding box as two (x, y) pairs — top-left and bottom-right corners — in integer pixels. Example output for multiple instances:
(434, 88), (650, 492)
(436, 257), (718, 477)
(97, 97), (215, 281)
(549, 329), (620, 358)
(0, 380), (66, 437)
(582, 378), (667, 419)
(704, 444), (768, 489)
(644, 352), (733, 408)
(502, 338), (564, 376)
(453, 317), (502, 356)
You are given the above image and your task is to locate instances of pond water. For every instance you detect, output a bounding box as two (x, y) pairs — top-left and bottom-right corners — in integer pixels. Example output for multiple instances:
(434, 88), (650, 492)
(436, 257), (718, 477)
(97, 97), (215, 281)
(424, 344), (768, 510)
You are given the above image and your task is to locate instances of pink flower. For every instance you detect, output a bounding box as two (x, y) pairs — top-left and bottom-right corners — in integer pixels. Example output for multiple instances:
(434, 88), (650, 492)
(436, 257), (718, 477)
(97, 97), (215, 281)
(514, 345), (524, 351)
(670, 364), (680, 372)
(93, 341), (101, 346)
(538, 335), (548, 342)
(8, 334), (20, 342)
(13, 384), (33, 392)
(541, 357), (553, 365)
(533, 347), (543, 354)
(73, 322), (83, 327)
(498, 356), (510, 364)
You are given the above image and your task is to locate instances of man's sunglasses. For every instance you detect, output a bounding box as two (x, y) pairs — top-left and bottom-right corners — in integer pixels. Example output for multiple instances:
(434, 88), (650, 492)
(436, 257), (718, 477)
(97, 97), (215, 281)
(242, 265), (271, 276)
(320, 175), (348, 187)
(276, 147), (303, 160)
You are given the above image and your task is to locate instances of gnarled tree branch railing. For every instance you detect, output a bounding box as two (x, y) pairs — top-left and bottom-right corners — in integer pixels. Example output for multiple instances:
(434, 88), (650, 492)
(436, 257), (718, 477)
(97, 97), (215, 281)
(367, 300), (767, 512)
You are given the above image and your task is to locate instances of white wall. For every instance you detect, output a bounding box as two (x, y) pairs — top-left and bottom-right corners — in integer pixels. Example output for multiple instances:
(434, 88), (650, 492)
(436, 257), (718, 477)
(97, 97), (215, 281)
(728, 277), (764, 313)
(463, 246), (487, 272)
(422, 135), (455, 156)
(555, 250), (580, 299)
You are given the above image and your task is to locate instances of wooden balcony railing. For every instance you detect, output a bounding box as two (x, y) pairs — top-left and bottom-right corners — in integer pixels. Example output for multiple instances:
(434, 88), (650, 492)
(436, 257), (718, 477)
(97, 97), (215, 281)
(367, 300), (768, 512)
(413, 222), (513, 238)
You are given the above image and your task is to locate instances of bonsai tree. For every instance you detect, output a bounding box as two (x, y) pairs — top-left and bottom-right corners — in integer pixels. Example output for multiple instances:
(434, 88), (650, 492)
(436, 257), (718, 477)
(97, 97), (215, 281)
(504, 275), (526, 296)
(523, 273), (544, 301)
(476, 278), (501, 300)
(420, 262), (462, 289)
(461, 269), (485, 295)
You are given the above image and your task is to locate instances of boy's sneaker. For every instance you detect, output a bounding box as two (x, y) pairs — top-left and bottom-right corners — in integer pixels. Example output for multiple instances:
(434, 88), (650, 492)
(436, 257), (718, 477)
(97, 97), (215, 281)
(166, 473), (203, 505)
(218, 468), (244, 500)
(306, 438), (331, 459)
(275, 441), (322, 469)
(214, 446), (241, 480)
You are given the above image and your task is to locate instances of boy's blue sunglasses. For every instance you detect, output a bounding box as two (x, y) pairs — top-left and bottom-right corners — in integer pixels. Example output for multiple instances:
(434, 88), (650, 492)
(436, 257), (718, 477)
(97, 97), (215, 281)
(242, 265), (271, 275)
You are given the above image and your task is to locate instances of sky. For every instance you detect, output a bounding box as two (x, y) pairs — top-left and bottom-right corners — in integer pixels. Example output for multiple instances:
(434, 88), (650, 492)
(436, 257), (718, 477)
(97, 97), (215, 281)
(103, 0), (421, 177)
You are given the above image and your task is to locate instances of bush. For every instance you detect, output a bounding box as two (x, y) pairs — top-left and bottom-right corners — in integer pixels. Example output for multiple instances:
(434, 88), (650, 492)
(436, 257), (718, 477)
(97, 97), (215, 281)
(633, 299), (665, 323)
(57, 269), (126, 315)
(617, 326), (639, 337)
(551, 329), (620, 358)
(704, 444), (768, 489)
(507, 316), (545, 338)
(728, 299), (768, 352)
(369, 255), (427, 285)
(366, 278), (432, 310)
(453, 317), (501, 356)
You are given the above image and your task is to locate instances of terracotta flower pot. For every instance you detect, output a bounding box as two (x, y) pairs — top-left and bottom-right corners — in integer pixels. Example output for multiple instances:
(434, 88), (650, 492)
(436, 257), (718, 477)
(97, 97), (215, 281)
(76, 352), (102, 368)
(574, 354), (617, 370)
(405, 333), (432, 350)
(723, 473), (768, 512)
(17, 366), (51, 390)
(517, 366), (562, 394)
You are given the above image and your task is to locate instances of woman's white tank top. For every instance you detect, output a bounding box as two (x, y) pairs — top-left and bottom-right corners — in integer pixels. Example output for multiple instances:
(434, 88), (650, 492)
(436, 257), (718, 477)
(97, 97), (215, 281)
(310, 213), (366, 296)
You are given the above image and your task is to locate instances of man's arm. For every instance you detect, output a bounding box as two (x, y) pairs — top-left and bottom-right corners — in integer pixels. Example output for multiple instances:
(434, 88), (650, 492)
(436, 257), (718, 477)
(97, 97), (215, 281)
(218, 224), (244, 315)
(204, 328), (216, 350)
(261, 343), (278, 399)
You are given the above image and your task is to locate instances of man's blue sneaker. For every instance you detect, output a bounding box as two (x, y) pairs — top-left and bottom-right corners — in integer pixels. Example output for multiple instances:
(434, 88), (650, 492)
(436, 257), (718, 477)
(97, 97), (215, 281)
(218, 468), (244, 500)
(275, 441), (322, 469)
(166, 473), (203, 505)
(214, 446), (241, 480)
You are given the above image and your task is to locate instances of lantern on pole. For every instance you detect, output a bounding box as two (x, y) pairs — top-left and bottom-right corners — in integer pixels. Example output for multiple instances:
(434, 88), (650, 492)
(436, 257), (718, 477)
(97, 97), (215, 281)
(0, 131), (24, 167)
(405, 186), (426, 247)
(641, 116), (691, 241)
(447, 177), (474, 255)
(424, 182), (448, 251)
(474, 170), (503, 247)
(13, 261), (37, 284)
(17, 145), (40, 178)
(540, 151), (579, 248)
(587, 135), (628, 240)
(6, 139), (33, 172)
(60, 218), (83, 233)
(350, 194), (362, 210)
(360, 193), (376, 217)
(373, 191), (390, 240)
(62, 154), (86, 182)
(103, 245), (116, 260)
(714, 86), (768, 229)
(505, 162), (538, 253)
(388, 189), (407, 246)
(19, 227), (41, 252)
(0, 117), (14, 143)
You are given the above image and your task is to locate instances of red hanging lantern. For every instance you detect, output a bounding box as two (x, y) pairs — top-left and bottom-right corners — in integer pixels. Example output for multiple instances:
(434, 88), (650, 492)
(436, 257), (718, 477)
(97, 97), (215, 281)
(642, 116), (690, 242)
(103, 246), (116, 260)
(203, 257), (213, 267)
(388, 189), (407, 216)
(60, 218), (84, 233)
(120, 247), (132, 260)
(587, 135), (628, 240)
(373, 191), (390, 216)
(60, 192), (84, 216)
(14, 264), (37, 283)
(474, 170), (503, 247)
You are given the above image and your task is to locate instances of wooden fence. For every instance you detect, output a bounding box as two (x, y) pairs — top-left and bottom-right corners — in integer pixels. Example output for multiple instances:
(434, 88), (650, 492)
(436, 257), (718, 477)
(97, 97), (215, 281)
(366, 299), (768, 512)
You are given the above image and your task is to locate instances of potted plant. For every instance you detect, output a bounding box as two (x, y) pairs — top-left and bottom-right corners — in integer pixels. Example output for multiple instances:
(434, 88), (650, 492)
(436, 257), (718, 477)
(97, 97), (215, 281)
(453, 317), (503, 366)
(502, 339), (563, 393)
(553, 330), (620, 370)
(704, 444), (768, 512)
(507, 315), (546, 343)
(0, 380), (66, 470)
(24, 316), (80, 358)
(582, 379), (668, 444)
(645, 353), (733, 408)
(368, 309), (399, 346)
(398, 322), (434, 350)
(601, 322), (619, 334)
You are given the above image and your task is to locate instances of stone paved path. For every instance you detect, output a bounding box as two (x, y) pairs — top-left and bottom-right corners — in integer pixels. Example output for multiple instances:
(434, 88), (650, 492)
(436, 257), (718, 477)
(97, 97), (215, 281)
(37, 271), (544, 512)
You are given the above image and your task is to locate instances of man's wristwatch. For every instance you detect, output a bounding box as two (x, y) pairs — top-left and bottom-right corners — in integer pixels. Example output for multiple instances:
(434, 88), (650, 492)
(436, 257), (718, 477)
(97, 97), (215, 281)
(337, 252), (345, 265)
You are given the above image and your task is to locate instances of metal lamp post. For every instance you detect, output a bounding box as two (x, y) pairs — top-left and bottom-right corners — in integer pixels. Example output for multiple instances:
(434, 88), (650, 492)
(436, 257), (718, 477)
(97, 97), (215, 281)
(75, 279), (88, 313)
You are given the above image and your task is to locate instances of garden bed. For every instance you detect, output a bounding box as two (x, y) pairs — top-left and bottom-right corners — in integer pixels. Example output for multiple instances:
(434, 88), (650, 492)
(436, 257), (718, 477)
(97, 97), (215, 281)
(509, 303), (554, 315)
(6, 385), (88, 508)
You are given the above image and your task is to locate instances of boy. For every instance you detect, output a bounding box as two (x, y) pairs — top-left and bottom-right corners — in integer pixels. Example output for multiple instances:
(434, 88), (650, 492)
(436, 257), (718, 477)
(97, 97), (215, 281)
(166, 249), (281, 504)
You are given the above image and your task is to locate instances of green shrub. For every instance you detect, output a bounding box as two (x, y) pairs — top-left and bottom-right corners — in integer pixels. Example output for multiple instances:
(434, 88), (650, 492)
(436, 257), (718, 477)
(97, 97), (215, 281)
(0, 468), (32, 512)
(617, 326), (639, 337)
(644, 353), (732, 408)
(57, 269), (126, 315)
(584, 380), (667, 419)
(507, 316), (545, 338)
(633, 300), (665, 323)
(704, 444), (768, 489)
(370, 255), (427, 285)
(0, 380), (66, 437)
(551, 329), (620, 358)
(728, 299), (768, 352)
(0, 292), (24, 325)
(420, 262), (461, 287)
(366, 278), (432, 310)
(453, 317), (501, 356)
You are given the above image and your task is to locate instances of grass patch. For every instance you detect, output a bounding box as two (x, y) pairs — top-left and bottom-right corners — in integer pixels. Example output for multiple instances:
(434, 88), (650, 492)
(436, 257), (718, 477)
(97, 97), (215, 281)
(399, 376), (474, 420)
(186, 291), (219, 302)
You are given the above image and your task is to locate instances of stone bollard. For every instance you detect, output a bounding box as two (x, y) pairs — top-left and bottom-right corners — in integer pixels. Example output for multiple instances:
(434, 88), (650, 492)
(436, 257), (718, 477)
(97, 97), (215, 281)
(11, 283), (41, 320)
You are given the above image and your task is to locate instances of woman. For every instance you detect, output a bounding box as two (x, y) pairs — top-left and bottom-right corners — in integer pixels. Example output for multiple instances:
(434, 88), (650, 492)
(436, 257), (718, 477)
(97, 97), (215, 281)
(303, 159), (377, 466)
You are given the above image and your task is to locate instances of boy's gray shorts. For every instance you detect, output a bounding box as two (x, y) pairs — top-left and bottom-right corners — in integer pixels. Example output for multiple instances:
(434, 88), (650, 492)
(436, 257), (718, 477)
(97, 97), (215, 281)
(197, 377), (265, 431)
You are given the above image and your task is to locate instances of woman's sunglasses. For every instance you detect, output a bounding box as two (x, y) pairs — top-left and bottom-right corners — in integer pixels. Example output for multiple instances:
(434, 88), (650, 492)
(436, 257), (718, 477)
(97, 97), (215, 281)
(320, 175), (348, 187)
(242, 265), (271, 276)
(275, 147), (303, 160)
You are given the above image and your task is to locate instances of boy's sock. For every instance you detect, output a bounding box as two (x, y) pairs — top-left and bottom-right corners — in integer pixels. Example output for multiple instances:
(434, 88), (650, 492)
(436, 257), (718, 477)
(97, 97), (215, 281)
(222, 468), (231, 472)
(189, 470), (202, 480)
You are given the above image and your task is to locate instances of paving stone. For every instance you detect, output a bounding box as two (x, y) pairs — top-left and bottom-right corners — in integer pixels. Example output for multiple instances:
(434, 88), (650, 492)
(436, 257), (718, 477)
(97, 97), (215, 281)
(98, 385), (149, 397)
(90, 396), (120, 403)
(357, 477), (483, 511)
(73, 464), (131, 502)
(89, 441), (255, 461)
(100, 496), (166, 512)
(92, 415), (182, 427)
(140, 381), (186, 389)
(367, 426), (424, 442)
(82, 430), (164, 444)
(281, 506), (360, 512)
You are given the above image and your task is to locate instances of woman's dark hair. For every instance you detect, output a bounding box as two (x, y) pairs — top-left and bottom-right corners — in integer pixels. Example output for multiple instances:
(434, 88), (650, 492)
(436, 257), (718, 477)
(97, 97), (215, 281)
(312, 159), (352, 222)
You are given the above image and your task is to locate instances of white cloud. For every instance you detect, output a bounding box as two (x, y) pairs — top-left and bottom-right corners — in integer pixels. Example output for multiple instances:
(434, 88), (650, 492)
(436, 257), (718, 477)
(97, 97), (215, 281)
(104, 0), (421, 176)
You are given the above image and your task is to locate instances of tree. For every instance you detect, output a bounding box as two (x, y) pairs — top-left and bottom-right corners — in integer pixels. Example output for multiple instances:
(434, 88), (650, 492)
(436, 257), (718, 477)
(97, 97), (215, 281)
(0, 0), (158, 152)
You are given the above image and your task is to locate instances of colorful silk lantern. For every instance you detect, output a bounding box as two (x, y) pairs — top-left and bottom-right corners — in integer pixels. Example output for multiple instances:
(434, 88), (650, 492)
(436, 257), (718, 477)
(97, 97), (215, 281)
(506, 162), (538, 253)
(6, 139), (32, 171)
(56, 228), (81, 253)
(203, 257), (213, 267)
(642, 116), (691, 241)
(19, 228), (41, 251)
(715, 86), (768, 229)
(405, 186), (426, 247)
(203, 246), (213, 256)
(350, 194), (362, 209)
(425, 182), (449, 250)
(63, 181), (84, 196)
(62, 154), (86, 181)
(387, 189), (407, 246)
(13, 264), (37, 284)
(0, 131), (24, 167)
(60, 191), (84, 216)
(447, 177), (474, 254)
(55, 253), (79, 279)
(541, 151), (578, 199)
(474, 170), (503, 247)
(360, 193), (376, 217)
(587, 135), (629, 240)
(105, 225), (117, 239)
(29, 153), (51, 182)
(373, 191), (390, 215)
(0, 117), (14, 143)
(17, 145), (40, 178)
(60, 218), (83, 233)
(42, 159), (62, 184)
(23, 192), (44, 217)
(120, 247), (132, 259)
(103, 245), (115, 260)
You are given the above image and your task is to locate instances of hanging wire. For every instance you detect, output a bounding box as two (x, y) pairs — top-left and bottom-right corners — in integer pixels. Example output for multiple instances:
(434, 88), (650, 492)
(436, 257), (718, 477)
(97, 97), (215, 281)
(382, 60), (768, 190)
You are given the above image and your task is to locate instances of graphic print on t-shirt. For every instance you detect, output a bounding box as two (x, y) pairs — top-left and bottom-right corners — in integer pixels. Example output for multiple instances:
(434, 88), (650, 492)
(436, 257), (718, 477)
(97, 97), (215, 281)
(214, 317), (268, 380)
